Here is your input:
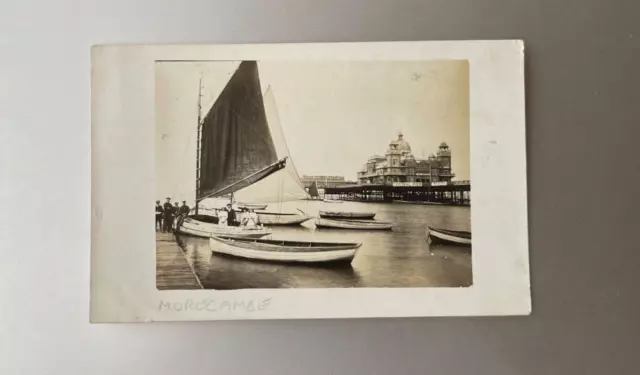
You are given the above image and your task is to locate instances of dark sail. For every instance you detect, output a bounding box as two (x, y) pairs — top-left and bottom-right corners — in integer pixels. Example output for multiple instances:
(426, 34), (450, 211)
(198, 61), (285, 200)
(309, 181), (319, 198)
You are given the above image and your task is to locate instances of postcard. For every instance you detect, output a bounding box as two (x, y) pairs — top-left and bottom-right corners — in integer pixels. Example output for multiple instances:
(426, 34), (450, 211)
(91, 40), (529, 322)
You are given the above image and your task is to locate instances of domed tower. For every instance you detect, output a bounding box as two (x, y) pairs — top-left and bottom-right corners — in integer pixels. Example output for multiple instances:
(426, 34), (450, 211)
(396, 132), (412, 154)
(436, 141), (454, 181)
(386, 132), (401, 167)
(384, 132), (417, 183)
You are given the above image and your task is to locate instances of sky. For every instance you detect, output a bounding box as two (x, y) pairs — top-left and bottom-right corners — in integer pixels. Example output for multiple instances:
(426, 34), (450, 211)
(156, 60), (469, 203)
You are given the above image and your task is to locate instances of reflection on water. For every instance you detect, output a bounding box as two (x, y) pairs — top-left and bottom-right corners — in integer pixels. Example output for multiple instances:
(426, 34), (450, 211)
(178, 201), (472, 289)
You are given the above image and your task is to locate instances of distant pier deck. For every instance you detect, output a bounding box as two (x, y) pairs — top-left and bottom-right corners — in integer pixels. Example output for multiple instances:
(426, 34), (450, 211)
(324, 182), (471, 206)
(156, 232), (203, 290)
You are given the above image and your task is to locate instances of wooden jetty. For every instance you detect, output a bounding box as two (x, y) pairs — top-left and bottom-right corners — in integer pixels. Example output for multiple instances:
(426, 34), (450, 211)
(156, 232), (203, 290)
(324, 181), (471, 206)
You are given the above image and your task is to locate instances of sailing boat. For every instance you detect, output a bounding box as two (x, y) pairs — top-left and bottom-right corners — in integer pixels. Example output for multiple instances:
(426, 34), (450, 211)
(179, 61), (361, 263)
(177, 61), (282, 239)
(302, 180), (342, 203)
(196, 61), (362, 263)
(308, 181), (321, 200)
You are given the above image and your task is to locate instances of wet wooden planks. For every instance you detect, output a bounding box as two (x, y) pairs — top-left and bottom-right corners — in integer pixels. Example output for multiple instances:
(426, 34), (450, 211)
(156, 232), (203, 290)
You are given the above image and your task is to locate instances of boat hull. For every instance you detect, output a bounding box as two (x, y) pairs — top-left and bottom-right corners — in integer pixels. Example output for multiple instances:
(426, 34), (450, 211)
(237, 203), (268, 210)
(427, 226), (471, 246)
(256, 212), (311, 226)
(209, 236), (361, 264)
(315, 218), (392, 230)
(319, 210), (376, 220)
(178, 217), (272, 239)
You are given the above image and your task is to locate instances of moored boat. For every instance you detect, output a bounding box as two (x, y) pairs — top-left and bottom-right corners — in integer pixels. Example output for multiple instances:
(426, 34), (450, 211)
(237, 203), (268, 210)
(256, 211), (311, 225)
(427, 226), (471, 246)
(184, 209), (311, 227)
(175, 61), (316, 239)
(319, 210), (376, 220)
(178, 216), (272, 238)
(209, 236), (362, 264)
(315, 218), (392, 230)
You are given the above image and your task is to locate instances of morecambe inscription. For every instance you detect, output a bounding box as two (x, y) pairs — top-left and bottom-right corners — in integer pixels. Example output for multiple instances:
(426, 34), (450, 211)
(158, 298), (272, 313)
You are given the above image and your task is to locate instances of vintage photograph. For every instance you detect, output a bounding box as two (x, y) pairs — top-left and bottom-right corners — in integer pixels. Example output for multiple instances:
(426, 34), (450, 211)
(155, 59), (471, 290)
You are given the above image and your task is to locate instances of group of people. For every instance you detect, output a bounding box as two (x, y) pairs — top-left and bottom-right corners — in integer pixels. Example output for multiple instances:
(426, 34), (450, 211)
(155, 198), (261, 232)
(155, 197), (190, 232)
(217, 203), (261, 229)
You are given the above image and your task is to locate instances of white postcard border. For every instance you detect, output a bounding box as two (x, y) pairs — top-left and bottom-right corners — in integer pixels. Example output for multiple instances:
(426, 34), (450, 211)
(91, 40), (529, 322)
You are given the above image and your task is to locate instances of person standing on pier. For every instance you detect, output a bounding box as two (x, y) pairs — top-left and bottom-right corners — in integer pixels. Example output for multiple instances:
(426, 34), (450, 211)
(162, 197), (173, 232)
(179, 201), (190, 216)
(173, 201), (190, 233)
(155, 200), (164, 231)
(172, 202), (181, 232)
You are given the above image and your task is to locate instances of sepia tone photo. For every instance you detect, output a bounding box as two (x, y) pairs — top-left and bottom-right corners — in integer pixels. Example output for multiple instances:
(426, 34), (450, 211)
(155, 59), (471, 290)
(91, 41), (528, 322)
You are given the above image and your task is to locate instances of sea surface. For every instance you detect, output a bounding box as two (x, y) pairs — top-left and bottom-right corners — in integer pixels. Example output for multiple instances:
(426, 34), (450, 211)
(177, 201), (472, 289)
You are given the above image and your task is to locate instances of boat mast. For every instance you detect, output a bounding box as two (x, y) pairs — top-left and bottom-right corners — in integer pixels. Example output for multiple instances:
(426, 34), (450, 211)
(195, 76), (203, 215)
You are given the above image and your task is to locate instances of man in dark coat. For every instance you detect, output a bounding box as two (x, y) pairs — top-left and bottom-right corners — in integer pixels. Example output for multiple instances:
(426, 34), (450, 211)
(179, 201), (190, 215)
(225, 203), (238, 226)
(162, 197), (173, 232)
(173, 201), (190, 232)
(155, 200), (163, 231)
(172, 202), (181, 231)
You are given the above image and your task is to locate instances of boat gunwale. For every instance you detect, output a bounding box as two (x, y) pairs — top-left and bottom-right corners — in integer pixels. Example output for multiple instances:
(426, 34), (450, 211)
(256, 211), (309, 217)
(317, 218), (392, 225)
(318, 211), (376, 219)
(315, 218), (393, 230)
(212, 235), (362, 249)
(428, 226), (471, 239)
(179, 218), (273, 238)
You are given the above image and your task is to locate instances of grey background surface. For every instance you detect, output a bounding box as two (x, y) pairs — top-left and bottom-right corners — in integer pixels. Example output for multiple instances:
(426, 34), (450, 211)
(1, 0), (638, 374)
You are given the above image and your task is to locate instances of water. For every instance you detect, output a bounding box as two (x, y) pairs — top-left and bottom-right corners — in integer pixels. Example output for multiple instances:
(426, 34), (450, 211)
(179, 201), (472, 289)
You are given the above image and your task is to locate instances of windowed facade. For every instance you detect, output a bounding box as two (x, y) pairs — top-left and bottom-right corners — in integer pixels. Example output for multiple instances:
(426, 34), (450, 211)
(357, 133), (455, 185)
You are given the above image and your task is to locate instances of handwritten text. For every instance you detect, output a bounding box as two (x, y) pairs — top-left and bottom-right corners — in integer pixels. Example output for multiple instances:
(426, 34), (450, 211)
(158, 298), (272, 313)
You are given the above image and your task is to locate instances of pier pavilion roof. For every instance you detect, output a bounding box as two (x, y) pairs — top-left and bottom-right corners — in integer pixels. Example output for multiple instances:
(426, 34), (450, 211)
(389, 132), (412, 152)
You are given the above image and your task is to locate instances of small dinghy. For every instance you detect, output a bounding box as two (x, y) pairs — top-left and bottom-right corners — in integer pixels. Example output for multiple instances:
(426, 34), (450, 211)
(237, 203), (268, 211)
(319, 210), (376, 220)
(427, 226), (471, 246)
(178, 216), (272, 239)
(315, 218), (393, 230)
(256, 211), (311, 226)
(209, 236), (362, 264)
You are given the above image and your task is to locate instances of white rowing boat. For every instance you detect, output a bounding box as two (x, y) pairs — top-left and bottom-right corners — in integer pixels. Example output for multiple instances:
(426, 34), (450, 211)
(256, 211), (311, 225)
(209, 236), (362, 264)
(315, 218), (393, 230)
(427, 226), (471, 246)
